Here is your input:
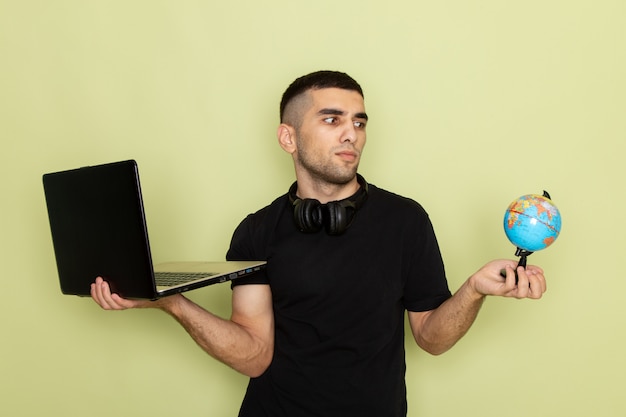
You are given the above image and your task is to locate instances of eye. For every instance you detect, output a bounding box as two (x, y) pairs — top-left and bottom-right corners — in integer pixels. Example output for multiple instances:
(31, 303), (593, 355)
(354, 121), (366, 129)
(323, 117), (337, 124)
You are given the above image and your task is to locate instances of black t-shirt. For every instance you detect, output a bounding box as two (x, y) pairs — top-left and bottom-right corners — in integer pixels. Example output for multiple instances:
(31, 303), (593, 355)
(227, 182), (451, 417)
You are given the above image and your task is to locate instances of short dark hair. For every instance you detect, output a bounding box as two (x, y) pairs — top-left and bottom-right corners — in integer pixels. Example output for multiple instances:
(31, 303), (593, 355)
(279, 70), (364, 122)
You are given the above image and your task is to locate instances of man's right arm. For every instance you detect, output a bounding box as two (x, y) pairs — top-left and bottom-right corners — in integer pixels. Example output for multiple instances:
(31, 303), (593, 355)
(90, 278), (274, 377)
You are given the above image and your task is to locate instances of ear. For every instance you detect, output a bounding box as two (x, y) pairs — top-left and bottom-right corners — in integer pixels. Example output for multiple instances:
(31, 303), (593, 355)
(277, 123), (297, 154)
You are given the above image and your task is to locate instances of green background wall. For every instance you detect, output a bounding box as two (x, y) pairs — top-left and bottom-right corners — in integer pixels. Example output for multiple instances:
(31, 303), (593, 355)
(2, 1), (624, 415)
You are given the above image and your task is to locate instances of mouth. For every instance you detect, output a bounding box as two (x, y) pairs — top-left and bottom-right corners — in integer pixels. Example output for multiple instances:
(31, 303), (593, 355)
(335, 149), (359, 162)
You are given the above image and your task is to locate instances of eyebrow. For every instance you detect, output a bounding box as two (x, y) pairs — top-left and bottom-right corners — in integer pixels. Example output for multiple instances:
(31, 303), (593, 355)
(318, 108), (369, 121)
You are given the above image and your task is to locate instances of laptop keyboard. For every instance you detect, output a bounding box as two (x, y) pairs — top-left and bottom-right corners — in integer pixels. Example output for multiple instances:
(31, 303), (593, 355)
(154, 271), (217, 286)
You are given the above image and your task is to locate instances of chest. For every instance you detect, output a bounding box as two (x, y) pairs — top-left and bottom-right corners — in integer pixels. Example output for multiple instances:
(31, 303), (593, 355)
(265, 209), (406, 313)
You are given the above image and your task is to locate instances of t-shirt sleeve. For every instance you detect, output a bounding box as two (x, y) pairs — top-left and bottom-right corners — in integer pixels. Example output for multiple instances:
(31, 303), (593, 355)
(402, 207), (452, 312)
(227, 212), (270, 287)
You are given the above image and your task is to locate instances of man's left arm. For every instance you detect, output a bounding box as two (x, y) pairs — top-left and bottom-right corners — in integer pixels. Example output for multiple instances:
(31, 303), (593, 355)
(408, 259), (547, 355)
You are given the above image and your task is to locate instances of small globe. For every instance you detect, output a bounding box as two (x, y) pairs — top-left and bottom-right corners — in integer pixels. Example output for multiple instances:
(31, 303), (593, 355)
(503, 193), (561, 252)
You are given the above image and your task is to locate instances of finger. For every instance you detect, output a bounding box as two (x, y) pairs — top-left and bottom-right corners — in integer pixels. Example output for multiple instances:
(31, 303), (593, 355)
(526, 266), (547, 291)
(514, 267), (531, 298)
(90, 277), (110, 309)
(526, 269), (547, 299)
(102, 282), (131, 310)
(526, 265), (544, 275)
(501, 265), (518, 293)
(516, 267), (547, 299)
(94, 278), (125, 310)
(90, 278), (99, 300)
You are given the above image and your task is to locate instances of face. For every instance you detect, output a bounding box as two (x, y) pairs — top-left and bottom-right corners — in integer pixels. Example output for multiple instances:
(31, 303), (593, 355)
(284, 88), (368, 186)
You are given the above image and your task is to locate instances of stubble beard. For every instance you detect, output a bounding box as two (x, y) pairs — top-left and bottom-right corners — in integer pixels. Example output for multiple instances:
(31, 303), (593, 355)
(295, 142), (359, 186)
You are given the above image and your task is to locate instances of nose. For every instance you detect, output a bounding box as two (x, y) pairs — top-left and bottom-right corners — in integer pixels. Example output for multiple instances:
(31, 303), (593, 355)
(341, 122), (357, 143)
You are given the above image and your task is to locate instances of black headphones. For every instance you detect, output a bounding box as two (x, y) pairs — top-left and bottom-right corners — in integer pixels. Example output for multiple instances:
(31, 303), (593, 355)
(288, 174), (369, 235)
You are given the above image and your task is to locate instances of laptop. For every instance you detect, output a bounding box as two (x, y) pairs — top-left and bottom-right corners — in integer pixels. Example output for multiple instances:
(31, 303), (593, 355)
(42, 159), (266, 299)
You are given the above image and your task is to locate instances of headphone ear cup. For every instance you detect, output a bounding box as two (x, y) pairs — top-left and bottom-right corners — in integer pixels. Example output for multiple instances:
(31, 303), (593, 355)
(326, 202), (347, 235)
(288, 174), (368, 235)
(294, 198), (323, 233)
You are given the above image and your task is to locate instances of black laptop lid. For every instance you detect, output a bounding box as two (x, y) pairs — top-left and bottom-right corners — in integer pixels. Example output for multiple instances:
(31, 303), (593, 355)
(43, 160), (157, 298)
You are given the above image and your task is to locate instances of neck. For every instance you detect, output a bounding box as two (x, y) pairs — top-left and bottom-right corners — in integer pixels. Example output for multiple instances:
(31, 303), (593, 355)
(293, 174), (361, 204)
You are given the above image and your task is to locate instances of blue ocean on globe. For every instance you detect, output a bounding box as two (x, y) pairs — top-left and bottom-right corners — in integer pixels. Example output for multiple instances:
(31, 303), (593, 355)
(503, 194), (561, 252)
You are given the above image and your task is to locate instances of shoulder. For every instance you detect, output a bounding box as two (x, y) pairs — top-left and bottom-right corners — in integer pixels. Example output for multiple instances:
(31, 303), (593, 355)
(361, 182), (437, 239)
(238, 193), (289, 231)
(367, 182), (429, 217)
(227, 193), (289, 261)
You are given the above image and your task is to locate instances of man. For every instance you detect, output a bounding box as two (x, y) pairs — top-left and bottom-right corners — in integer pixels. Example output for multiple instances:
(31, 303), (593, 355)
(91, 70), (546, 416)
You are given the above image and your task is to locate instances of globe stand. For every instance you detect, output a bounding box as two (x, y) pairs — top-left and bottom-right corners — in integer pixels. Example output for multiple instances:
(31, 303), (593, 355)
(515, 247), (533, 269)
(500, 247), (533, 284)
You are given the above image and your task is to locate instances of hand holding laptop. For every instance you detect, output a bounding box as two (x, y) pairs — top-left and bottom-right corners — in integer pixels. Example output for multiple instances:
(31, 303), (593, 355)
(90, 276), (166, 310)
